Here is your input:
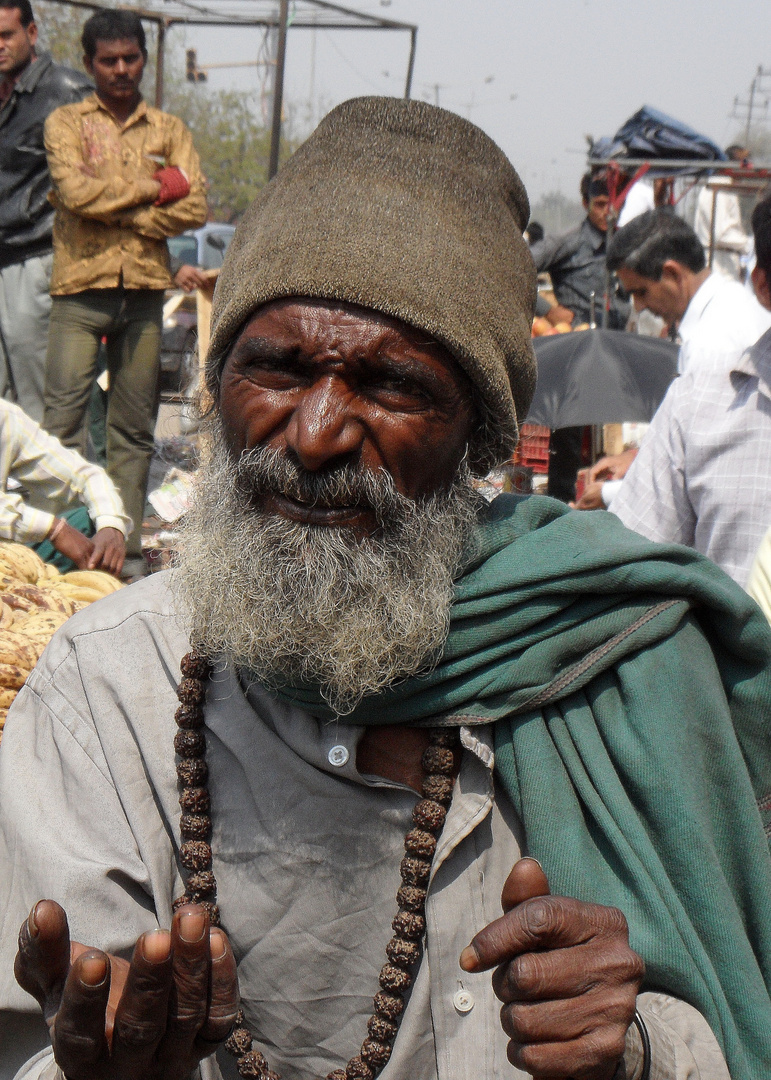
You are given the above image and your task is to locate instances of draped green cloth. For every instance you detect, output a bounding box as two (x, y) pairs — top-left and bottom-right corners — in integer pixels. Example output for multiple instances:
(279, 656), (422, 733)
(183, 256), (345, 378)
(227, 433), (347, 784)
(279, 495), (771, 1079)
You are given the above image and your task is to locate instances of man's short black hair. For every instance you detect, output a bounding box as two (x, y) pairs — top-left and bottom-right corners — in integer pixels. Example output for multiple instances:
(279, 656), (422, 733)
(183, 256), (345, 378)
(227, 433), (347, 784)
(752, 192), (771, 276)
(606, 208), (706, 279)
(81, 9), (146, 62)
(0, 0), (34, 28)
(526, 220), (544, 245)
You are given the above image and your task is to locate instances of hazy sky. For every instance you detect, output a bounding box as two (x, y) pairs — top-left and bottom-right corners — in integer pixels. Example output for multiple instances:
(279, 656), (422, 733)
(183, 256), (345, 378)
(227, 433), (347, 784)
(181, 0), (770, 207)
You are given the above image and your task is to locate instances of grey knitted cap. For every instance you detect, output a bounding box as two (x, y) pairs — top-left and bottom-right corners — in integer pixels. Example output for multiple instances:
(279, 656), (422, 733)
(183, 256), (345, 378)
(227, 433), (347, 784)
(206, 95), (537, 468)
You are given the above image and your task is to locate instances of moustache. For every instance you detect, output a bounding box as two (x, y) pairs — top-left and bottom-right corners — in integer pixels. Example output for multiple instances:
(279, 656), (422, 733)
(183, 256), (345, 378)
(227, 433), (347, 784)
(233, 446), (408, 523)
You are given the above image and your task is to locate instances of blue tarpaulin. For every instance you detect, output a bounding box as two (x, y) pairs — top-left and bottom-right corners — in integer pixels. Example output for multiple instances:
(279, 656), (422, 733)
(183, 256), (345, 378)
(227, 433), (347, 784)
(591, 106), (726, 174)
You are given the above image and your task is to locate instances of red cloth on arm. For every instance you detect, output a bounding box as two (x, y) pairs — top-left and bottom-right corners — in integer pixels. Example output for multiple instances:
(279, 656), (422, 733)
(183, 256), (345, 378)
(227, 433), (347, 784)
(153, 165), (190, 206)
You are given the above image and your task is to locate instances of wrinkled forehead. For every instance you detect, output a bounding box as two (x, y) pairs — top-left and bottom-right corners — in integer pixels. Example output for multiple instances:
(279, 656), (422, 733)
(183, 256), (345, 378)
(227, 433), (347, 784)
(226, 296), (476, 393)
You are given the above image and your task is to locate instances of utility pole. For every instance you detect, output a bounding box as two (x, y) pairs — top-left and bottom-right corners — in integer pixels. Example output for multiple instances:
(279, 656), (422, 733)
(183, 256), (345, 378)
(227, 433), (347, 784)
(268, 0), (289, 180)
(730, 65), (771, 146)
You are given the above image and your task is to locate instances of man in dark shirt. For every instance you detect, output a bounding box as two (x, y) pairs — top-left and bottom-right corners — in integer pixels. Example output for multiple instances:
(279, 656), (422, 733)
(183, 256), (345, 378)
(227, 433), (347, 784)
(0, 0), (90, 421)
(530, 173), (630, 502)
(530, 171), (628, 329)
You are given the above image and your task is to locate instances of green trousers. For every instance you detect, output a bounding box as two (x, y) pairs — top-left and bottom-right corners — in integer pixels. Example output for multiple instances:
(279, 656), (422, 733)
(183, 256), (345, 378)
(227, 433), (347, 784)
(43, 289), (164, 559)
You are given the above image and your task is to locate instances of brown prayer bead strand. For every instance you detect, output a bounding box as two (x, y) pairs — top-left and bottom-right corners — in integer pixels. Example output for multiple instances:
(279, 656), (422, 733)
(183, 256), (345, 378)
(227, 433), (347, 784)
(350, 728), (460, 1079)
(172, 654), (459, 1080)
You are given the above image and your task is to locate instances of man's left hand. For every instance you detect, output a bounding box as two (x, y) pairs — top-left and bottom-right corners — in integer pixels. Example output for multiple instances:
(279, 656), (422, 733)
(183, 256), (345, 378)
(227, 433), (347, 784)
(460, 859), (644, 1079)
(570, 481), (606, 511)
(87, 528), (126, 575)
(174, 264), (208, 292)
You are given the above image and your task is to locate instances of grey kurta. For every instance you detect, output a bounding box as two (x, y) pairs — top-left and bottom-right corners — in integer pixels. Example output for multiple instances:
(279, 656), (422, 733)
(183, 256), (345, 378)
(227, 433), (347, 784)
(0, 573), (729, 1080)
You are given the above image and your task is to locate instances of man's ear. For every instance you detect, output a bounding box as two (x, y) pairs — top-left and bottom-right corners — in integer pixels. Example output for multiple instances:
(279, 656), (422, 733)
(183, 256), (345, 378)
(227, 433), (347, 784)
(27, 21), (38, 46)
(659, 260), (685, 286)
(82, 53), (92, 76)
(752, 265), (771, 312)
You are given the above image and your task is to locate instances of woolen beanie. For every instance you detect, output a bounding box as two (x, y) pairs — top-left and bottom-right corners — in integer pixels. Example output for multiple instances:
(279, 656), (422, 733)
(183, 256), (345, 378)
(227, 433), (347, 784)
(206, 96), (537, 469)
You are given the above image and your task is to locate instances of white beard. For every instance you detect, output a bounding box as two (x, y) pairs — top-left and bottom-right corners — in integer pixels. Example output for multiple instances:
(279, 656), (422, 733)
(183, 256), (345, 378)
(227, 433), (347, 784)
(172, 422), (481, 715)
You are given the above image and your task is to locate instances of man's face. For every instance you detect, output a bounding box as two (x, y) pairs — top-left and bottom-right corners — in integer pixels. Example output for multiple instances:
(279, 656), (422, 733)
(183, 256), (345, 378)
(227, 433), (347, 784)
(587, 195), (610, 233)
(615, 263), (688, 323)
(218, 298), (477, 537)
(0, 7), (36, 77)
(84, 37), (145, 106)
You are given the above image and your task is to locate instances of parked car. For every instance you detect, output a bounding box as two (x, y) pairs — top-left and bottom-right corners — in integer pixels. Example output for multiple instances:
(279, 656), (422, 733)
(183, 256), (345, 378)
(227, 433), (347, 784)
(160, 223), (236, 398)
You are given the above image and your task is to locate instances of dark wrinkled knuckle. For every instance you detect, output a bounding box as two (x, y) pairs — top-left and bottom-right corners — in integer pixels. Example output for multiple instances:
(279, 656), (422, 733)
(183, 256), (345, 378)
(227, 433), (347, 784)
(521, 896), (555, 936)
(514, 1040), (543, 1073)
(626, 949), (646, 983)
(510, 953), (543, 997)
(601, 905), (629, 936)
(114, 1015), (161, 1051)
(200, 1008), (239, 1043)
(587, 1025), (626, 1065)
(53, 1027), (103, 1069)
(502, 1002), (534, 1042)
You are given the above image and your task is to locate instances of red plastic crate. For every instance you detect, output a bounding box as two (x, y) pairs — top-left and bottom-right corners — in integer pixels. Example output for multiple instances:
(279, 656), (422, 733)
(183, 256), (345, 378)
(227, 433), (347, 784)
(514, 424), (550, 474)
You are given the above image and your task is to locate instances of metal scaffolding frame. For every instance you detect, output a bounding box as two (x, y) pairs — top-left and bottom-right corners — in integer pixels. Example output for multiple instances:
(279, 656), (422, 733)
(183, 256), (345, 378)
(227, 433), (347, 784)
(45, 0), (418, 175)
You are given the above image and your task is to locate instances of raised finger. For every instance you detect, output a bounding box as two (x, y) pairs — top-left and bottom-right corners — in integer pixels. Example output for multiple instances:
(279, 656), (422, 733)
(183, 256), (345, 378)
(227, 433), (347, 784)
(501, 858), (550, 913)
(110, 930), (173, 1075)
(14, 900), (71, 1020)
(492, 939), (644, 1003)
(51, 950), (111, 1077)
(461, 898), (627, 973)
(156, 906), (211, 1070)
(197, 929), (240, 1045)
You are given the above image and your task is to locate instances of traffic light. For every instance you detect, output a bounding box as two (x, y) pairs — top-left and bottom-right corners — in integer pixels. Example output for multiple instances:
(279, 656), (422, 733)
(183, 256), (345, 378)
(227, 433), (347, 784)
(185, 49), (206, 83)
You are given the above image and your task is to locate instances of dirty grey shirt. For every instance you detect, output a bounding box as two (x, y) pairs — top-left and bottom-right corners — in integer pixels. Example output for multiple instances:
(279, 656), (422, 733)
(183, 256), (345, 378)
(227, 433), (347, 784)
(0, 573), (729, 1080)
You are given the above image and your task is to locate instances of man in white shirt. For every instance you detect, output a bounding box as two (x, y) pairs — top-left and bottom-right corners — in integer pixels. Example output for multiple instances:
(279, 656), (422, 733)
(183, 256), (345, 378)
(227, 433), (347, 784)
(0, 398), (128, 573)
(571, 209), (771, 511)
(603, 194), (771, 584)
(607, 208), (770, 375)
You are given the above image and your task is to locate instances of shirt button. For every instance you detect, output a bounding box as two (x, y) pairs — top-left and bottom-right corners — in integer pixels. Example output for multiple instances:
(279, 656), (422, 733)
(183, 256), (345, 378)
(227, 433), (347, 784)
(328, 745), (350, 767)
(453, 989), (474, 1013)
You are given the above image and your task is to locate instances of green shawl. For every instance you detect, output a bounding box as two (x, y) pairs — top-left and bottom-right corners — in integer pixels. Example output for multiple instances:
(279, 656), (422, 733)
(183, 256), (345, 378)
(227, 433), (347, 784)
(280, 495), (771, 1079)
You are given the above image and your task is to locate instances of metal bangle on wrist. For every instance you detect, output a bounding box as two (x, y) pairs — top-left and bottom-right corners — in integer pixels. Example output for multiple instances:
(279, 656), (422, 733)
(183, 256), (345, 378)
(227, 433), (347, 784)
(632, 1009), (652, 1080)
(47, 517), (65, 543)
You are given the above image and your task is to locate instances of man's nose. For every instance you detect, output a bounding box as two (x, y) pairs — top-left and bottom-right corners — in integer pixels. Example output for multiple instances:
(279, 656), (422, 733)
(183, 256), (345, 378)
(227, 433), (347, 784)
(115, 59), (128, 75)
(283, 379), (363, 472)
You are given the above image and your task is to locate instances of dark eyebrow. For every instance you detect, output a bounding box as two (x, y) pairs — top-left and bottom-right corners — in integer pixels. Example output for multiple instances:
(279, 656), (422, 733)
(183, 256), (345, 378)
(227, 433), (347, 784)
(230, 337), (299, 366)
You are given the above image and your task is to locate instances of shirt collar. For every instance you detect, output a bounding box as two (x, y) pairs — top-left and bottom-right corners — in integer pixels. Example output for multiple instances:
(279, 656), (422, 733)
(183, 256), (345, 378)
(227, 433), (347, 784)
(732, 323), (771, 401)
(581, 217), (606, 253)
(3, 50), (51, 96)
(678, 273), (719, 341)
(85, 91), (147, 128)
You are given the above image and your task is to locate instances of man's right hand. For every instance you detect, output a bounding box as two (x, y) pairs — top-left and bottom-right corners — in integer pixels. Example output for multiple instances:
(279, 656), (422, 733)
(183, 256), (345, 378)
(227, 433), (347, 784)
(50, 521), (96, 570)
(588, 448), (638, 484)
(14, 899), (239, 1080)
(546, 304), (575, 327)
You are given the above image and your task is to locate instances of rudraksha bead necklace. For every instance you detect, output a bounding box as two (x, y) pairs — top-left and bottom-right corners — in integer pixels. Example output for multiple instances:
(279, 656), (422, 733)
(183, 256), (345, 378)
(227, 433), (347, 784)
(173, 651), (460, 1080)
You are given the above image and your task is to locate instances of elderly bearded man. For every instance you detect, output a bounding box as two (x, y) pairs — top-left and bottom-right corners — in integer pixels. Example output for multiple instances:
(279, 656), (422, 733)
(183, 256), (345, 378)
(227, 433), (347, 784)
(2, 99), (771, 1080)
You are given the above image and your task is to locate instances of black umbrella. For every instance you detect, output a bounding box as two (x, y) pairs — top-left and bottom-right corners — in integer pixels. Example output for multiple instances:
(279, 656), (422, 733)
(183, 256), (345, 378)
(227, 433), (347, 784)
(526, 328), (678, 429)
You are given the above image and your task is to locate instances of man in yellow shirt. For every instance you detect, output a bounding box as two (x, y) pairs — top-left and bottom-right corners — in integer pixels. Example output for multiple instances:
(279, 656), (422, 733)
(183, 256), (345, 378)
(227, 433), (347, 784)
(42, 9), (206, 578)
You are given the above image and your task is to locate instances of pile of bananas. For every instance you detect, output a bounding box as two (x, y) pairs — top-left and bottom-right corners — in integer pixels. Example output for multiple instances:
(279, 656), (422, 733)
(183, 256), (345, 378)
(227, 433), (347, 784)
(0, 542), (123, 737)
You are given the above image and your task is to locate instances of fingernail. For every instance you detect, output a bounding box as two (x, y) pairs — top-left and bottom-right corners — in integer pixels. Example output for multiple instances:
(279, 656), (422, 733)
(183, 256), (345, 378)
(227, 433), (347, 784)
(209, 928), (227, 960)
(27, 903), (40, 938)
(79, 953), (108, 987)
(520, 857), (543, 870)
(179, 910), (207, 943)
(141, 929), (170, 964)
(459, 945), (479, 972)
